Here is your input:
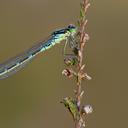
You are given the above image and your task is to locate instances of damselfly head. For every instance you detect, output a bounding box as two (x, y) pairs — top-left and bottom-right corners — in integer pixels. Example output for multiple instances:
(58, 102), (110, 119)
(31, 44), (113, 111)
(68, 24), (76, 29)
(67, 24), (77, 36)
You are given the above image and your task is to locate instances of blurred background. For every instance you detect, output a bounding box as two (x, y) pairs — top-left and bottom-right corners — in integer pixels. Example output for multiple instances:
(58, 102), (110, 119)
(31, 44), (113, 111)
(0, 0), (127, 128)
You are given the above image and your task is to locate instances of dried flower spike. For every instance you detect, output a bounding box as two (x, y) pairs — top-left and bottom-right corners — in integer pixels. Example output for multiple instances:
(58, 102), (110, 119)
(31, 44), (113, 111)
(61, 1), (92, 128)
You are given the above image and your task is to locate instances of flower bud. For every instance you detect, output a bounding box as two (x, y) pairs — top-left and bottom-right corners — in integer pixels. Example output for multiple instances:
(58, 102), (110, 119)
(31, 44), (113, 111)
(62, 69), (73, 78)
(85, 73), (92, 80)
(82, 105), (93, 115)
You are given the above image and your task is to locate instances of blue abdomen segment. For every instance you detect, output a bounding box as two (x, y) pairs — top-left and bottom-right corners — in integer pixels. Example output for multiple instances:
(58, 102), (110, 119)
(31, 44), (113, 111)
(0, 33), (65, 79)
(0, 36), (55, 79)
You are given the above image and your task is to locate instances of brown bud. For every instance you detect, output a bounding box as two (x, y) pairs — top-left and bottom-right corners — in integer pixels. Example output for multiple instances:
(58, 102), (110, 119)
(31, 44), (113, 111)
(62, 69), (73, 78)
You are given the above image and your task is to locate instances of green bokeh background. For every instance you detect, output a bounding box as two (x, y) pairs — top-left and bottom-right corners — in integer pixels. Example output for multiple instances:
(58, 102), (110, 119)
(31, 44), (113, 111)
(0, 0), (127, 128)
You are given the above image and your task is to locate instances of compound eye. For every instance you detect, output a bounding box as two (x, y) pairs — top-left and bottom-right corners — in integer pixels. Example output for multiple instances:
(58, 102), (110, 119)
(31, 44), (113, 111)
(68, 24), (76, 29)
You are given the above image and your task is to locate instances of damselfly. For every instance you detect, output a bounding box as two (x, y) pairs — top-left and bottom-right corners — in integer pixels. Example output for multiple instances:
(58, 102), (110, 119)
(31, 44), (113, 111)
(0, 25), (77, 79)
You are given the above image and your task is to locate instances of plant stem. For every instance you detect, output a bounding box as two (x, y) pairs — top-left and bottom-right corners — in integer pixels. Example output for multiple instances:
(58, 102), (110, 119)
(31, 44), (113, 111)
(75, 0), (90, 128)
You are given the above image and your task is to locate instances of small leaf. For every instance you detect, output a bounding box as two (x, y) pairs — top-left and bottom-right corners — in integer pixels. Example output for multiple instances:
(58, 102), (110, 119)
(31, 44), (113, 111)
(77, 20), (80, 27)
(80, 8), (85, 18)
(61, 97), (80, 120)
